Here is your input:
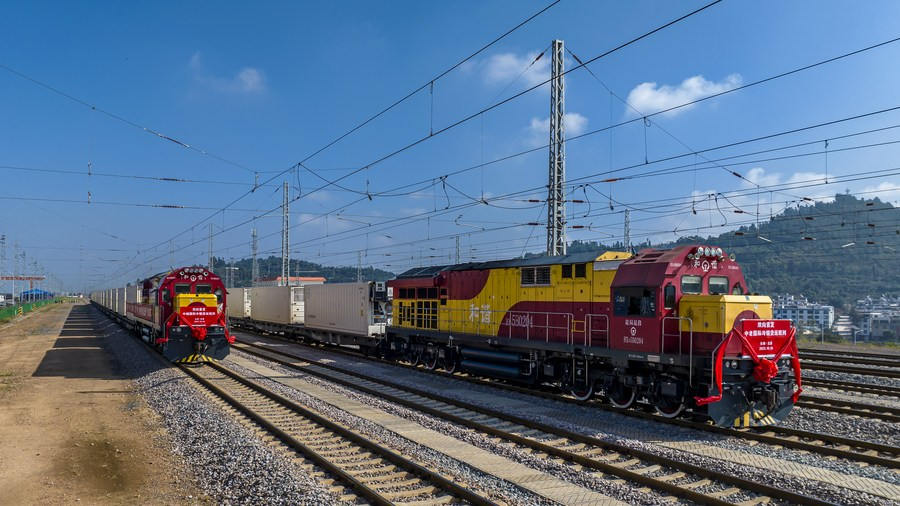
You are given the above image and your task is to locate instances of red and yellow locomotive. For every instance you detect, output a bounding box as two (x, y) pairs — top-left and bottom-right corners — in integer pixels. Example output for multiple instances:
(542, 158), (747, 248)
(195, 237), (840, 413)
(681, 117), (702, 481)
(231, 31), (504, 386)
(387, 245), (802, 427)
(127, 267), (233, 362)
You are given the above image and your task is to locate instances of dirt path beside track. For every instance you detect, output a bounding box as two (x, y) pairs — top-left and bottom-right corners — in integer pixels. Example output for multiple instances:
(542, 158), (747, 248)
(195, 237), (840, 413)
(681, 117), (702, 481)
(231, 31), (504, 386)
(0, 302), (205, 504)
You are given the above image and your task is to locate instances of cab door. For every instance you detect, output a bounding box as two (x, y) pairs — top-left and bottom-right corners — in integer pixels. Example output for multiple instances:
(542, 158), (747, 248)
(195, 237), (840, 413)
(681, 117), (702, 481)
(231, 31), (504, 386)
(609, 286), (661, 353)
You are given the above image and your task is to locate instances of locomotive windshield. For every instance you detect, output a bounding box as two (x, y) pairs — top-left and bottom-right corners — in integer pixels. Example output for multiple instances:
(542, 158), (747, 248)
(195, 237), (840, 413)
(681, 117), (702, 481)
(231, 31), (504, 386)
(681, 275), (702, 294)
(709, 276), (729, 295)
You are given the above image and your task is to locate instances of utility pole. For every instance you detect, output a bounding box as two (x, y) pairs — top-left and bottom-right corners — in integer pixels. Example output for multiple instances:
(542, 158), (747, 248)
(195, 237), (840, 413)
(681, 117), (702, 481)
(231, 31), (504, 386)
(281, 182), (289, 286)
(624, 209), (631, 252)
(208, 223), (214, 272)
(0, 234), (5, 296)
(547, 39), (566, 256)
(251, 228), (259, 287)
(13, 242), (19, 303)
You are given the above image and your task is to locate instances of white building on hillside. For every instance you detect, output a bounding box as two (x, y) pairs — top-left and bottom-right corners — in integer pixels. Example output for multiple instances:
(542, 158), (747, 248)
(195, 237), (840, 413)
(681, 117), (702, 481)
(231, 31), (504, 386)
(773, 294), (835, 330)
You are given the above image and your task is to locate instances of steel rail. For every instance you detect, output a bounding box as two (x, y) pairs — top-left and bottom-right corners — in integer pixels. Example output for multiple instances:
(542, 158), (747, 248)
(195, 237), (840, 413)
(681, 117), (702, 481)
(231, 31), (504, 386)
(179, 360), (495, 506)
(234, 333), (900, 467)
(803, 377), (900, 397)
(233, 340), (840, 506)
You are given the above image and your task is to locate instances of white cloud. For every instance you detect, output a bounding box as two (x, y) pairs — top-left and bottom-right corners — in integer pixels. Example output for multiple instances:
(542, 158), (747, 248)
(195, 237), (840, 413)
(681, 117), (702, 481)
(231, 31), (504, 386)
(862, 181), (900, 202)
(189, 51), (267, 94)
(745, 167), (781, 187)
(745, 167), (827, 189)
(482, 51), (549, 87)
(625, 74), (742, 117)
(527, 112), (589, 147)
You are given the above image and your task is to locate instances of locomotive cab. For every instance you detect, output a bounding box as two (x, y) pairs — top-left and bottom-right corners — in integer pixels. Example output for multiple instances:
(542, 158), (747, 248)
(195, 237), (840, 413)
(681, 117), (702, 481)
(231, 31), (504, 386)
(608, 246), (801, 425)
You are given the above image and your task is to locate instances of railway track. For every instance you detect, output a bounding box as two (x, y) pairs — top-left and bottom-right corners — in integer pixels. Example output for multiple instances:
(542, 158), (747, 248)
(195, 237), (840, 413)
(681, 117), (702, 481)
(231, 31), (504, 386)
(799, 361), (900, 379)
(178, 359), (494, 505)
(794, 394), (900, 423)
(235, 335), (900, 470)
(799, 347), (900, 363)
(238, 332), (900, 466)
(801, 351), (900, 369)
(231, 339), (857, 505)
(804, 377), (900, 397)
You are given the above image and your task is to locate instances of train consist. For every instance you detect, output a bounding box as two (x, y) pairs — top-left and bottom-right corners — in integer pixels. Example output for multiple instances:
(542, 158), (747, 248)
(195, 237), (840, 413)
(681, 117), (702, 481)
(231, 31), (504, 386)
(90, 267), (234, 362)
(229, 245), (803, 428)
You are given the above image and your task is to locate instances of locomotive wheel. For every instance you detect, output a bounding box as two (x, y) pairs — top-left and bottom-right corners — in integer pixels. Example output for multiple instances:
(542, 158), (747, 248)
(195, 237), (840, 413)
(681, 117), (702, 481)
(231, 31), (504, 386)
(408, 352), (421, 367)
(607, 380), (636, 409)
(570, 383), (594, 401)
(443, 358), (458, 374)
(653, 397), (686, 418)
(424, 352), (439, 370)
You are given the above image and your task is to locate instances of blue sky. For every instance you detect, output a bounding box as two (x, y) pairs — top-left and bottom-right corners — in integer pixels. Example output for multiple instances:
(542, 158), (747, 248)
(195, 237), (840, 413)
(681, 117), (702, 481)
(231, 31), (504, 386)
(2, 0), (900, 293)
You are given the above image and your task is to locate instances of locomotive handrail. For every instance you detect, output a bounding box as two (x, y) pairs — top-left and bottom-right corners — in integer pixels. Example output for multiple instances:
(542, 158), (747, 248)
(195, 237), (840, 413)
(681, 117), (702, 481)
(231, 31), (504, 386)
(584, 313), (609, 348)
(663, 316), (693, 386)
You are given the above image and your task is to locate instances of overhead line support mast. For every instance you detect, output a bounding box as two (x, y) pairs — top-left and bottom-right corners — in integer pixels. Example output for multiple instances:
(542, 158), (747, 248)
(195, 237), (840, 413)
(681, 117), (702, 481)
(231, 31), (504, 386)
(547, 39), (566, 256)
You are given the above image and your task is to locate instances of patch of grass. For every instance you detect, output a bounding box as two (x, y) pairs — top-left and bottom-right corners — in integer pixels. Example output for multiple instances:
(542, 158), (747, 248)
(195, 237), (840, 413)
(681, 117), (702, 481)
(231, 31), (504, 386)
(0, 371), (19, 390)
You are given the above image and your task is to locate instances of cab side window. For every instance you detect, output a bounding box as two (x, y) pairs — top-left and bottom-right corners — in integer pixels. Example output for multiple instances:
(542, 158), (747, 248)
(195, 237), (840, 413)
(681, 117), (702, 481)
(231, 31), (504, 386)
(614, 287), (657, 317)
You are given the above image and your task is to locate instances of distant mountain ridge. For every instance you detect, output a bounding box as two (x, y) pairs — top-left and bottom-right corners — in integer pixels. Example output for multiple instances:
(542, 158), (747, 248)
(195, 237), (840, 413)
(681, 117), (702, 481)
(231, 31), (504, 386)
(569, 193), (900, 308)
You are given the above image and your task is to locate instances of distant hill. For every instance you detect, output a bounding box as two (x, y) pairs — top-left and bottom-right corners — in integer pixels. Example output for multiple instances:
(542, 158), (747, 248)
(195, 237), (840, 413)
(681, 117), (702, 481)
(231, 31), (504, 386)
(707, 193), (899, 308)
(570, 193), (900, 308)
(211, 256), (395, 287)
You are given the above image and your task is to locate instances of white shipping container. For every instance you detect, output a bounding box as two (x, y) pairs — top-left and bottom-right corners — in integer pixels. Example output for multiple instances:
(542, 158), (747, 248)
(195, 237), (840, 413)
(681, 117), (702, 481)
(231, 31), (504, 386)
(226, 287), (251, 318)
(249, 286), (305, 324)
(304, 282), (385, 336)
(125, 284), (140, 306)
(115, 287), (126, 316)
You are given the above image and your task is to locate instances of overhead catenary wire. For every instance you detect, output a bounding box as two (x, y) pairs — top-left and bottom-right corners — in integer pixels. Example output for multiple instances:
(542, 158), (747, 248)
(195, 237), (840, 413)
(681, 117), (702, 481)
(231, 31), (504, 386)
(19, 4), (894, 288)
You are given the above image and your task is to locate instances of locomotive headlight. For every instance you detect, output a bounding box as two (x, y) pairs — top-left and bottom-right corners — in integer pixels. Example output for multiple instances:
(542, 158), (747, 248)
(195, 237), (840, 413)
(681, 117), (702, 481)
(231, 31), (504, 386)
(716, 248), (723, 257)
(730, 360), (738, 369)
(704, 247), (711, 256)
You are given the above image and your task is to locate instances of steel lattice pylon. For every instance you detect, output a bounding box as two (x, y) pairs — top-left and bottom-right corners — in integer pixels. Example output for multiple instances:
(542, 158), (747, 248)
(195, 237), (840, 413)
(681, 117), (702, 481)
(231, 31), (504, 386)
(547, 39), (566, 256)
(282, 182), (289, 285)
